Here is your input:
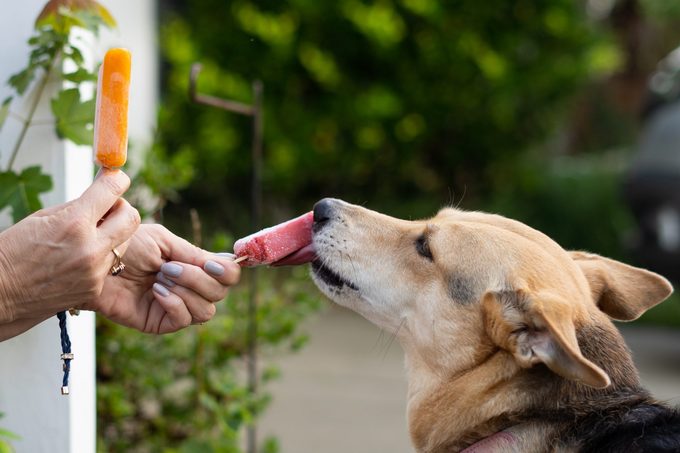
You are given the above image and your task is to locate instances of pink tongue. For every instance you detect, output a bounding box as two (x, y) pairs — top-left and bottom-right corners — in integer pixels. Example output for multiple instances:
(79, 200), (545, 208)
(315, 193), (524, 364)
(271, 243), (316, 266)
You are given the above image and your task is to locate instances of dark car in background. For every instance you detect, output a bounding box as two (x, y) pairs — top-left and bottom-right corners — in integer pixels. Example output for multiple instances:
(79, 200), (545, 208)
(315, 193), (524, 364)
(624, 47), (680, 283)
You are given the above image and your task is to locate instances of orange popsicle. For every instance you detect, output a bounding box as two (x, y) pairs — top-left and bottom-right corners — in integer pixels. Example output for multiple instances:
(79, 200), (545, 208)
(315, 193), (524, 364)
(94, 48), (131, 168)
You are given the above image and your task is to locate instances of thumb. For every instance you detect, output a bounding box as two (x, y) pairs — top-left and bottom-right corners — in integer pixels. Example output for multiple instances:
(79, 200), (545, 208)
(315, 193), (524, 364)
(76, 169), (131, 221)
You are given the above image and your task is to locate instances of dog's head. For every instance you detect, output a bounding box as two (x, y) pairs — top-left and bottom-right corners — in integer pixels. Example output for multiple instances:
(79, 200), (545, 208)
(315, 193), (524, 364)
(310, 198), (672, 390)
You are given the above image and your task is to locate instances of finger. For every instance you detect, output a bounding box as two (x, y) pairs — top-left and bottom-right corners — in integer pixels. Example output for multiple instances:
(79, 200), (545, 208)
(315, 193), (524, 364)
(97, 198), (141, 249)
(76, 168), (131, 221)
(203, 256), (241, 286)
(158, 282), (218, 324)
(158, 262), (229, 302)
(150, 225), (241, 285)
(151, 283), (193, 333)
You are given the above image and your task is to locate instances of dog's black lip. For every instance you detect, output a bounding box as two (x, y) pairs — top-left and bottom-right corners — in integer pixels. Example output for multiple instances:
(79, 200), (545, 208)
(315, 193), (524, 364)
(311, 260), (358, 290)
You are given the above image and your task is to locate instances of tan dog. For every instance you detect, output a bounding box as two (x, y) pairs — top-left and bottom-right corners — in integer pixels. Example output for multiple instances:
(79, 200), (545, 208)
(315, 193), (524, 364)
(309, 198), (678, 452)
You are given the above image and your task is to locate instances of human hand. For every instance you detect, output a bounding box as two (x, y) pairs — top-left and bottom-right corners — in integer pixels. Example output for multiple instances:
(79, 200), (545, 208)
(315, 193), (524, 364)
(85, 223), (240, 333)
(0, 169), (140, 324)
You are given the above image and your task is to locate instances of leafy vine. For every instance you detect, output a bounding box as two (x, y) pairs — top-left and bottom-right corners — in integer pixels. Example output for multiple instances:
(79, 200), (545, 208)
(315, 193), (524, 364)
(0, 0), (114, 222)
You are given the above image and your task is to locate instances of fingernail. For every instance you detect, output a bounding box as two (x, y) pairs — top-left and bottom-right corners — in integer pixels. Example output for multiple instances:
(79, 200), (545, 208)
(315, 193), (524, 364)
(161, 262), (183, 278)
(215, 252), (237, 259)
(153, 283), (170, 297)
(204, 260), (225, 276)
(156, 272), (176, 287)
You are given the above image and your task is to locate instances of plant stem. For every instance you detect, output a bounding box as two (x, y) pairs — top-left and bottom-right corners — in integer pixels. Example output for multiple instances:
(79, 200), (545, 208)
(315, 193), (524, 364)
(6, 50), (61, 172)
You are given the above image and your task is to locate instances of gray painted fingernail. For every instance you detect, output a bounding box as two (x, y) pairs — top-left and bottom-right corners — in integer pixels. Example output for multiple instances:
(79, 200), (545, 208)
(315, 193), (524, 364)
(153, 283), (170, 297)
(161, 262), (183, 278)
(156, 272), (176, 287)
(205, 260), (225, 276)
(215, 252), (237, 259)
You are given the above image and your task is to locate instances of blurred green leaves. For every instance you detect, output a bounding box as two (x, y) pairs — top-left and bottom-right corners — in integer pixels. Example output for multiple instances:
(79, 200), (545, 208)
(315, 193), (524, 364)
(97, 267), (322, 451)
(233, 3), (298, 49)
(0, 167), (53, 223)
(341, 0), (406, 48)
(156, 0), (619, 230)
(0, 0), (112, 222)
(51, 88), (95, 145)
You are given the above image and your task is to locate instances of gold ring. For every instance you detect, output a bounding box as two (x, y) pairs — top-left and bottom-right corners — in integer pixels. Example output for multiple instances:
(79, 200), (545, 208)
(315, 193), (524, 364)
(110, 247), (126, 276)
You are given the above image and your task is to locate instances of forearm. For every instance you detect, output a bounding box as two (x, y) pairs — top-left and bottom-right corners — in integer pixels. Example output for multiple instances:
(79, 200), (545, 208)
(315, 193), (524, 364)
(0, 315), (52, 341)
(0, 236), (22, 324)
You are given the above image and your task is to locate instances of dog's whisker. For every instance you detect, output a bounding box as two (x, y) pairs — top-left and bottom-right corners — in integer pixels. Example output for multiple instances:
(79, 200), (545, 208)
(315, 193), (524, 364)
(382, 317), (407, 361)
(372, 329), (386, 353)
(347, 253), (360, 285)
(453, 185), (467, 209)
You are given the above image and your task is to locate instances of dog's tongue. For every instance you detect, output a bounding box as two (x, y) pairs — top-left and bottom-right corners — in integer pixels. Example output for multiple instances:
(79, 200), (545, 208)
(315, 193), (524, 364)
(233, 211), (315, 267)
(270, 243), (316, 266)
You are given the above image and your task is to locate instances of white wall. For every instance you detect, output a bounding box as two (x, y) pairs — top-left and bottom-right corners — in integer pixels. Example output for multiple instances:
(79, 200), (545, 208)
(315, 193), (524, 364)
(0, 1), (157, 452)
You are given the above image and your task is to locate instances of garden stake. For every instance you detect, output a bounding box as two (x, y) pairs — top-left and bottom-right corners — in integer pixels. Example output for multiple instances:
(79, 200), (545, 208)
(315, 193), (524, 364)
(189, 63), (263, 453)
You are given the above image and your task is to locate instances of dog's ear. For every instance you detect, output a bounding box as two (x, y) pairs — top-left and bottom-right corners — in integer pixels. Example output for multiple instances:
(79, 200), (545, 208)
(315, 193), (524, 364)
(569, 251), (673, 321)
(482, 289), (610, 388)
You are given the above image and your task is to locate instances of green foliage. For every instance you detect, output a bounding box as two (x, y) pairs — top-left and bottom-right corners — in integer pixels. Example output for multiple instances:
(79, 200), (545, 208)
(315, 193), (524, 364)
(0, 166), (53, 223)
(128, 140), (197, 219)
(481, 151), (635, 260)
(638, 293), (680, 327)
(0, 0), (111, 221)
(157, 0), (618, 233)
(51, 88), (96, 145)
(96, 267), (322, 452)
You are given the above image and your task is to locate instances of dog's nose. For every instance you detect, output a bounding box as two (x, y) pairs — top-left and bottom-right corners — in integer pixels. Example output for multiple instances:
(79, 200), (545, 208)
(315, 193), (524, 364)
(313, 198), (335, 228)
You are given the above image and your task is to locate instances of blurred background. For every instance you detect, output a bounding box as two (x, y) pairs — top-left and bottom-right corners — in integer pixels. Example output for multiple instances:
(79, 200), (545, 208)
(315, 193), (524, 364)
(4, 0), (680, 452)
(103, 1), (680, 452)
(109, 0), (680, 452)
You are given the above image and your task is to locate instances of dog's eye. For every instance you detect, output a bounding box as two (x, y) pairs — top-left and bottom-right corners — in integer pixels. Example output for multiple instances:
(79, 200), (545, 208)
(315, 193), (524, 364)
(415, 234), (433, 261)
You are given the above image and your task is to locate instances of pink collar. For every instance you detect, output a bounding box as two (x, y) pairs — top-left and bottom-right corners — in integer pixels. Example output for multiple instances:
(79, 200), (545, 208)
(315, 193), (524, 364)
(460, 431), (518, 452)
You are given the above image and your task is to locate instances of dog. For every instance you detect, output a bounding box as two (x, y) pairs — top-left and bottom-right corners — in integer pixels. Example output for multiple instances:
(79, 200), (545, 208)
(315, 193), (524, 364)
(308, 198), (680, 452)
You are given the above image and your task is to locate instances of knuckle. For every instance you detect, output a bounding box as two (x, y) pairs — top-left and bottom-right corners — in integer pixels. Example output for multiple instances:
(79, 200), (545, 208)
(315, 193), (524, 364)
(167, 303), (192, 330)
(196, 304), (216, 323)
(65, 214), (90, 238)
(81, 248), (101, 272)
(178, 312), (193, 328)
(149, 223), (168, 236)
(209, 285), (226, 302)
(102, 171), (129, 196)
(127, 205), (141, 228)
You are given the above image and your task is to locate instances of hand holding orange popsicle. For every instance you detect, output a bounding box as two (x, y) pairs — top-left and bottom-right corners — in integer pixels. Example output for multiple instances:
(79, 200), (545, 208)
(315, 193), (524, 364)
(94, 48), (131, 168)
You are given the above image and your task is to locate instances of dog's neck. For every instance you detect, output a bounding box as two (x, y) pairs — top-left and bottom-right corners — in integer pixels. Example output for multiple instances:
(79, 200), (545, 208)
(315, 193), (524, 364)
(405, 349), (523, 451)
(404, 349), (566, 452)
(403, 317), (643, 452)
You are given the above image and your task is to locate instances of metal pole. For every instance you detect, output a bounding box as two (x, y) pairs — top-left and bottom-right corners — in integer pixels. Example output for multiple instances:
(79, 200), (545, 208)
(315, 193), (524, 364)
(246, 80), (263, 453)
(189, 65), (263, 453)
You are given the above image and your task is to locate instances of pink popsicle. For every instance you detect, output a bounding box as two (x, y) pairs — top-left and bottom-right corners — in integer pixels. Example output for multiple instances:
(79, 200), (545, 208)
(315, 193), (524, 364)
(234, 211), (315, 267)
